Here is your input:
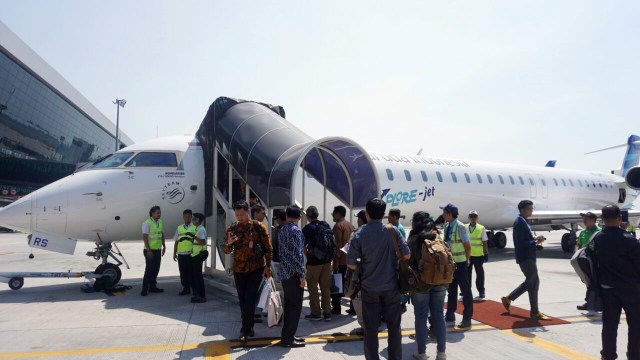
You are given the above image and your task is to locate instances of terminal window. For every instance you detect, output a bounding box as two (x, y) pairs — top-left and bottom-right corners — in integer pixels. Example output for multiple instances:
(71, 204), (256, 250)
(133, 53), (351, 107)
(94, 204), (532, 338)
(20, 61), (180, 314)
(126, 152), (177, 167)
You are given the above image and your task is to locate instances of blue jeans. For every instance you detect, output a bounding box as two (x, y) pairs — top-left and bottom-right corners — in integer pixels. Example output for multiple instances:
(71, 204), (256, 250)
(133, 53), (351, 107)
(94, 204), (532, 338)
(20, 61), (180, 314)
(412, 286), (447, 354)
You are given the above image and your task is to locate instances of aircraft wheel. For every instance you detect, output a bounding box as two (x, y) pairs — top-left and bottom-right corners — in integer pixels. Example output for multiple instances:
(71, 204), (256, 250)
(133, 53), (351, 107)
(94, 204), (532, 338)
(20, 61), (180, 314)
(561, 233), (574, 253)
(95, 263), (122, 287)
(9, 277), (24, 290)
(494, 232), (507, 249)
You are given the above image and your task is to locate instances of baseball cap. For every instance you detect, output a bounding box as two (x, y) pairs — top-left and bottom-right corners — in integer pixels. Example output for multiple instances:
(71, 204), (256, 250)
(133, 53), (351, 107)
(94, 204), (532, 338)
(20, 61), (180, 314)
(306, 205), (319, 218)
(601, 205), (621, 219)
(355, 210), (366, 220)
(469, 210), (479, 216)
(580, 211), (597, 220)
(440, 203), (459, 217)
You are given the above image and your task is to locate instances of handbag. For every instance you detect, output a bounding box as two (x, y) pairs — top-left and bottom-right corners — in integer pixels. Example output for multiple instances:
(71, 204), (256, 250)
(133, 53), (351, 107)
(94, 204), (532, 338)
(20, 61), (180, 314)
(387, 225), (419, 293)
(256, 277), (270, 310)
(266, 277), (283, 327)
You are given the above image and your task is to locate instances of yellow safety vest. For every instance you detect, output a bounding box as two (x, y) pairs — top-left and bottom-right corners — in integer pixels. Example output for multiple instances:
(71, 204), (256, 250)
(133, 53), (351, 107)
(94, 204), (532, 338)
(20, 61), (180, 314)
(145, 218), (164, 250)
(627, 225), (636, 234)
(191, 225), (207, 257)
(449, 221), (467, 263)
(466, 223), (485, 257)
(176, 223), (197, 254)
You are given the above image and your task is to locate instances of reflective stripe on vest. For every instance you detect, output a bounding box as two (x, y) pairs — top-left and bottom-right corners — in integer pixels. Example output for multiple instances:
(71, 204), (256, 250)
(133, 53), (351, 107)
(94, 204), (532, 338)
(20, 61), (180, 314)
(466, 223), (485, 257)
(176, 223), (197, 254)
(191, 225), (207, 257)
(146, 218), (164, 250)
(449, 221), (467, 263)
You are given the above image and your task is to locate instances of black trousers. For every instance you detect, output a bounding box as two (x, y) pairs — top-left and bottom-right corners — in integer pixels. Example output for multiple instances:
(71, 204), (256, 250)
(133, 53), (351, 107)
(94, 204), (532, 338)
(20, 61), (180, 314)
(361, 288), (402, 360)
(332, 265), (347, 311)
(234, 267), (263, 333)
(177, 254), (192, 291)
(508, 259), (540, 315)
(191, 255), (205, 298)
(601, 286), (640, 360)
(142, 249), (161, 289)
(447, 260), (473, 321)
(281, 276), (304, 344)
(468, 255), (485, 294)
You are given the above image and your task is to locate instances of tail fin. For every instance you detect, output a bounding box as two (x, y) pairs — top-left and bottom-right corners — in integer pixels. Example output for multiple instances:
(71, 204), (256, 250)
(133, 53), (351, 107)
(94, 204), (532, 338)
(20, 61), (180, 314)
(545, 160), (557, 168)
(585, 135), (640, 176)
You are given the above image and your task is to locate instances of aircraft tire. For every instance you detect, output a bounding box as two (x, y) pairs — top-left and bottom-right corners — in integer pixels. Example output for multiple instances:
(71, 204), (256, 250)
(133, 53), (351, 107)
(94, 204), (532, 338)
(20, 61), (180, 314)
(9, 277), (24, 290)
(95, 263), (122, 287)
(494, 232), (507, 249)
(561, 233), (573, 253)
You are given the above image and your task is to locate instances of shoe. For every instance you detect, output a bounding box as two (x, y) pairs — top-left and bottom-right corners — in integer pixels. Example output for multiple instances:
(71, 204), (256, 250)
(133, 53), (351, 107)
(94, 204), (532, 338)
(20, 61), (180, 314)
(305, 314), (322, 321)
(478, 293), (486, 299)
(457, 320), (472, 329)
(350, 327), (364, 336)
(140, 289), (148, 296)
(280, 340), (306, 348)
(576, 303), (588, 311)
(294, 336), (305, 342)
(408, 333), (416, 340)
(178, 289), (190, 296)
(323, 313), (332, 322)
(436, 352), (447, 360)
(501, 296), (511, 312)
(239, 333), (248, 342)
(531, 312), (551, 320)
(412, 352), (428, 360)
(191, 296), (206, 303)
(444, 312), (455, 322)
(149, 287), (164, 293)
(346, 308), (356, 315)
(331, 308), (341, 315)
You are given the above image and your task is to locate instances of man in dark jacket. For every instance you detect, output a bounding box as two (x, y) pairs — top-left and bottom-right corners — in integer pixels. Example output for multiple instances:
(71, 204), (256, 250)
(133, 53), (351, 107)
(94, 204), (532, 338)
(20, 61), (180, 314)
(594, 204), (640, 360)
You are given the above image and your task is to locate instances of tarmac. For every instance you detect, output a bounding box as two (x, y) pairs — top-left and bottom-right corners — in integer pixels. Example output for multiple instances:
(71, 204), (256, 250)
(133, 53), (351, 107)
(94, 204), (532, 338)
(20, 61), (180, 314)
(0, 230), (632, 359)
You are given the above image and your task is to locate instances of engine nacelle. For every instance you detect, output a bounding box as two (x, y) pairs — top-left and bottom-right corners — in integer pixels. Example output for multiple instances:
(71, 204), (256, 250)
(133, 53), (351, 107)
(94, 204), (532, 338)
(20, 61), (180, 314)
(625, 166), (640, 190)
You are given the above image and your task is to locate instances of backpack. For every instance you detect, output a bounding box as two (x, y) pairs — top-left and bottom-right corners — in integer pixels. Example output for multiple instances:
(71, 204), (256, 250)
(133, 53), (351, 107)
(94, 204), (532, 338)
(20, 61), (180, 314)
(309, 221), (336, 263)
(388, 225), (419, 293)
(418, 237), (456, 286)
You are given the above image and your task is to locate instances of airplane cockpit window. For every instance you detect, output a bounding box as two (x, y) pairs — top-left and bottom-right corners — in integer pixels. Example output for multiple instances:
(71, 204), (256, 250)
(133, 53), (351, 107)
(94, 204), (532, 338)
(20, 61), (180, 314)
(436, 171), (443, 182)
(451, 172), (458, 183)
(91, 152), (134, 168)
(498, 175), (505, 184)
(476, 173), (483, 184)
(487, 174), (494, 184)
(386, 169), (394, 181)
(464, 173), (471, 183)
(125, 152), (177, 168)
(404, 170), (412, 181)
(421, 171), (428, 182)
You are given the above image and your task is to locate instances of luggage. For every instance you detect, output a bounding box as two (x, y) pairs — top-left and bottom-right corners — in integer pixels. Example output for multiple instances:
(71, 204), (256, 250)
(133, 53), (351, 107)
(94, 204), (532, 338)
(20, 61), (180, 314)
(418, 238), (456, 286)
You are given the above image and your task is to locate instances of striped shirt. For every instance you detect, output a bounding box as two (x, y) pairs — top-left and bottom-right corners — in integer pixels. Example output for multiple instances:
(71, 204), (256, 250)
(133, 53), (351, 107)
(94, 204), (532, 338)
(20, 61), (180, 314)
(278, 221), (305, 280)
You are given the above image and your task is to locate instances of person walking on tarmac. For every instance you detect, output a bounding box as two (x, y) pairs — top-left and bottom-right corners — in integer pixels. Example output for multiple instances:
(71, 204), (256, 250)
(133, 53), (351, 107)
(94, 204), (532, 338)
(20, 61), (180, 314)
(466, 210), (489, 299)
(173, 209), (196, 296)
(190, 213), (207, 303)
(576, 211), (600, 311)
(441, 203), (473, 329)
(141, 205), (166, 296)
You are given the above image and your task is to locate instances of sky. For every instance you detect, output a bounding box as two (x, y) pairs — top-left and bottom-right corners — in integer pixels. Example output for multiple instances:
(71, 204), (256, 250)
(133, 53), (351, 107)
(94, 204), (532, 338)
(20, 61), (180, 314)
(2, 1), (640, 173)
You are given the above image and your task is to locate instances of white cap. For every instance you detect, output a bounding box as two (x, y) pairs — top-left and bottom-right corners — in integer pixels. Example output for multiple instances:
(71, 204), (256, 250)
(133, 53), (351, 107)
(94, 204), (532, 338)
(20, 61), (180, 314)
(469, 210), (479, 216)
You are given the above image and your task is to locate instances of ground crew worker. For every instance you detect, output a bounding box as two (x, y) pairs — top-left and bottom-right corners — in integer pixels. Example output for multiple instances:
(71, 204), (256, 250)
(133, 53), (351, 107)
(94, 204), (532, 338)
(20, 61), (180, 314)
(190, 213), (207, 303)
(141, 205), (166, 296)
(576, 212), (600, 311)
(173, 209), (196, 296)
(466, 210), (489, 299)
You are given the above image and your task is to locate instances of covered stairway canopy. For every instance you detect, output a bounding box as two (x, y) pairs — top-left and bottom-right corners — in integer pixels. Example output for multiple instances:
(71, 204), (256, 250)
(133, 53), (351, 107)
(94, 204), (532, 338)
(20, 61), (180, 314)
(196, 97), (379, 216)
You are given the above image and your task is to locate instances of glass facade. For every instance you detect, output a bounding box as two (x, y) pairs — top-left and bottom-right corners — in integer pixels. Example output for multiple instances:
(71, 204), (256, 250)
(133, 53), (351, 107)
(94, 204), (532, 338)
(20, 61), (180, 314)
(0, 50), (117, 203)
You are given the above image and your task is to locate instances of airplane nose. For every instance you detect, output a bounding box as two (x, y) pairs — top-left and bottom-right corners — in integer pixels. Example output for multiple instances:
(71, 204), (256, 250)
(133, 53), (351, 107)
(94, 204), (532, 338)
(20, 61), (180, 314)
(0, 194), (32, 233)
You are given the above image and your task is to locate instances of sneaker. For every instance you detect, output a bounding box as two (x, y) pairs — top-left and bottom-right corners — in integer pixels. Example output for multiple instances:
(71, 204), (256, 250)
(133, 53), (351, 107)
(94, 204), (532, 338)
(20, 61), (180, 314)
(323, 313), (331, 322)
(412, 352), (428, 360)
(436, 352), (447, 360)
(305, 314), (322, 321)
(457, 320), (472, 329)
(444, 312), (455, 322)
(531, 312), (551, 320)
(501, 296), (511, 312)
(478, 293), (486, 299)
(576, 303), (588, 311)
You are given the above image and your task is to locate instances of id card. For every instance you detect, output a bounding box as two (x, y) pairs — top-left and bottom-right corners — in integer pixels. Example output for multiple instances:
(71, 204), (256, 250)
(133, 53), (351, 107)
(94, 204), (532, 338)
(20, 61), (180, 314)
(249, 241), (254, 249)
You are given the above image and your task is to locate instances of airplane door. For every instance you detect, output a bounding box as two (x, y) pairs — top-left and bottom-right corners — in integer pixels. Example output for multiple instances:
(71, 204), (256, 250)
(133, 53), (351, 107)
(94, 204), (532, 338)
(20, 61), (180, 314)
(537, 174), (548, 199)
(525, 173), (537, 198)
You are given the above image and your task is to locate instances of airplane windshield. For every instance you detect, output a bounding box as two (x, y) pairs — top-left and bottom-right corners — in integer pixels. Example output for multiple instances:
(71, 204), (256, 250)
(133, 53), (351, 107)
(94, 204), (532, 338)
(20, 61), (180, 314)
(91, 152), (134, 168)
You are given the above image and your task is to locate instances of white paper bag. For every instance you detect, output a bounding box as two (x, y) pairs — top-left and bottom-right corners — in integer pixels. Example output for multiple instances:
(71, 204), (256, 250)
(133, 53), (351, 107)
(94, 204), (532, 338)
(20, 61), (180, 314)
(257, 278), (271, 310)
(266, 277), (283, 327)
(331, 273), (343, 294)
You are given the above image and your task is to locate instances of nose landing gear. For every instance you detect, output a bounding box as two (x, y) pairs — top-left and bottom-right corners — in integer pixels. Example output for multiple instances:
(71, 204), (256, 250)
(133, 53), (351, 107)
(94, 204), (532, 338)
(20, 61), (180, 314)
(86, 239), (129, 288)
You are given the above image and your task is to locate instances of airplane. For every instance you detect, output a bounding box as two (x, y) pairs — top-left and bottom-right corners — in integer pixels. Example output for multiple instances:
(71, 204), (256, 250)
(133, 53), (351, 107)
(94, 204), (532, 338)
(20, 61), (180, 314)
(1, 101), (640, 289)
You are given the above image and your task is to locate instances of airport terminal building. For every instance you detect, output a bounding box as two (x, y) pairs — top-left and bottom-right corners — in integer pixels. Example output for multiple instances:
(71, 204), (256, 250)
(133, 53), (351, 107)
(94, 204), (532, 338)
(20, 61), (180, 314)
(0, 21), (132, 205)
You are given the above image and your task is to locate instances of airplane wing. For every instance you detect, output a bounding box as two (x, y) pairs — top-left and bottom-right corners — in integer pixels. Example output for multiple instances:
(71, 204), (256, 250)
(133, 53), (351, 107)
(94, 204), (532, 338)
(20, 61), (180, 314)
(528, 209), (640, 226)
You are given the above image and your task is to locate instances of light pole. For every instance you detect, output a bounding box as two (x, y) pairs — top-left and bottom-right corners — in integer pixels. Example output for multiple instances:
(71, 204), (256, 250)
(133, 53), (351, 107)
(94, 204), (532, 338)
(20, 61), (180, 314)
(113, 99), (127, 151)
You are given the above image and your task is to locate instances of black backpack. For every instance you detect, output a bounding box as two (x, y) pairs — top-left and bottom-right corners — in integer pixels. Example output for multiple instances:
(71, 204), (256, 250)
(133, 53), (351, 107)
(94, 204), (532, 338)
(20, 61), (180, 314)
(310, 221), (336, 263)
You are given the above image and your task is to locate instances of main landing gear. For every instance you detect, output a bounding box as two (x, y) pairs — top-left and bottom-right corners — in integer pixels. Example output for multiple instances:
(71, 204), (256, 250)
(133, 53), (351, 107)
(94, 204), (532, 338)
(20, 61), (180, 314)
(561, 231), (578, 253)
(86, 241), (130, 288)
(488, 231), (507, 249)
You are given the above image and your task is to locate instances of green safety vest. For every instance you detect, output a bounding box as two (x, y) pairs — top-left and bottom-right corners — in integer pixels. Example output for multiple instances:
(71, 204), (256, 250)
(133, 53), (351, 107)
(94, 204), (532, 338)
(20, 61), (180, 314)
(466, 223), (485, 257)
(627, 225), (636, 234)
(449, 221), (467, 263)
(145, 218), (164, 250)
(191, 225), (207, 257)
(176, 223), (197, 254)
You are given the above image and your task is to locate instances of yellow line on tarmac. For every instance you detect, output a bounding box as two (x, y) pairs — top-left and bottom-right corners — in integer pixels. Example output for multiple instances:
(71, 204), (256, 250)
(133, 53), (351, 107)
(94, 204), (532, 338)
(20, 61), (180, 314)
(500, 329), (598, 360)
(0, 344), (202, 359)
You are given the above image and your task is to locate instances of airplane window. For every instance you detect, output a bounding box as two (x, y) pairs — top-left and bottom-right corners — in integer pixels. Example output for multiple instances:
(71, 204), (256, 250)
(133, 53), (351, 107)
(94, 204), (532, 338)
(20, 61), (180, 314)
(404, 170), (412, 181)
(529, 178), (534, 186)
(451, 172), (458, 183)
(518, 176), (524, 185)
(421, 171), (428, 182)
(578, 179), (583, 187)
(561, 179), (567, 186)
(569, 179), (574, 187)
(553, 178), (558, 186)
(436, 171), (443, 182)
(126, 152), (177, 168)
(386, 169), (394, 181)
(585, 179), (590, 187)
(92, 152), (134, 168)
(541, 178), (547, 186)
(464, 173), (471, 183)
(498, 175), (505, 184)
(509, 175), (515, 185)
(476, 173), (483, 184)
(487, 174), (494, 184)
(592, 181), (597, 188)
(599, 182), (603, 188)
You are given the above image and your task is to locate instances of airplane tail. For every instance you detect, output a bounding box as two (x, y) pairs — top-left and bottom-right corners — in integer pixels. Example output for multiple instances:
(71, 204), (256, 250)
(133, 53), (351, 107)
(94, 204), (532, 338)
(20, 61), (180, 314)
(585, 135), (640, 176)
